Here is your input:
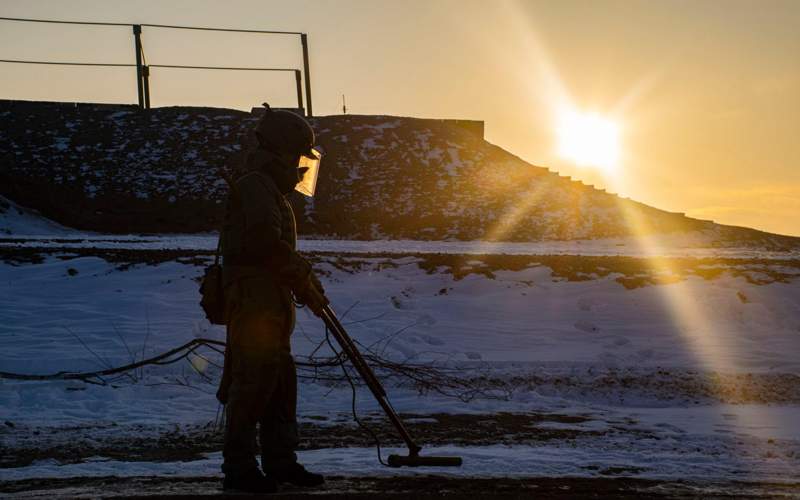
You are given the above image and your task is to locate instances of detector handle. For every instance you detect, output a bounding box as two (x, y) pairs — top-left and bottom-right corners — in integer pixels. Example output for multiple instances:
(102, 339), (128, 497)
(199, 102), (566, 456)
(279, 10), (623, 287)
(318, 304), (422, 457)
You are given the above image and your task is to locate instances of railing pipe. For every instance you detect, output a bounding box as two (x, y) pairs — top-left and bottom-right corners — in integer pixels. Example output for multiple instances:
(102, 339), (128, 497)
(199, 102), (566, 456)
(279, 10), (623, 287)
(133, 25), (144, 109)
(1, 17), (312, 112)
(142, 65), (151, 109)
(301, 33), (312, 117)
(294, 70), (304, 113)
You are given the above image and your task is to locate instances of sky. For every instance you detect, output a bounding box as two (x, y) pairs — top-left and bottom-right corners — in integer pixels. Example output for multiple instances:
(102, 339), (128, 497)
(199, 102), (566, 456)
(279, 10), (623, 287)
(1, 0), (798, 236)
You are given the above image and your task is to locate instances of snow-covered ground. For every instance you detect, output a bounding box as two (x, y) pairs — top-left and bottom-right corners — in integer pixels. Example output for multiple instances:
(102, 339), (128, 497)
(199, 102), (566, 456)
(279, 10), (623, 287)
(0, 196), (86, 237)
(2, 250), (799, 486)
(1, 210), (799, 494)
(3, 234), (799, 260)
(2, 196), (799, 260)
(2, 251), (799, 383)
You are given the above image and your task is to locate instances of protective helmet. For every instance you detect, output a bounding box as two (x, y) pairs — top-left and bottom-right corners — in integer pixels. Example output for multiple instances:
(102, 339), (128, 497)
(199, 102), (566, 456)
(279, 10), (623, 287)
(253, 102), (315, 157)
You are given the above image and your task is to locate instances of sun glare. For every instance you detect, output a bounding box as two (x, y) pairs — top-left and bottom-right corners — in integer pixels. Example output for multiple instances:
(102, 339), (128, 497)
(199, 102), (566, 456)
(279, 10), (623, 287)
(556, 109), (621, 172)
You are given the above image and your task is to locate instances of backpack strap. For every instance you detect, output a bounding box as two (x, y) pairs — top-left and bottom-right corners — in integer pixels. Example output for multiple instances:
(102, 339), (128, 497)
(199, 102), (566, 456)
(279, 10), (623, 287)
(213, 232), (222, 266)
(215, 168), (239, 266)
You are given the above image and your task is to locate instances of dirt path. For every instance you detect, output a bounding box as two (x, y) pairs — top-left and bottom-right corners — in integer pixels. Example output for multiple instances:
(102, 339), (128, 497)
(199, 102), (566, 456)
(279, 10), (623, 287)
(3, 475), (800, 499)
(2, 412), (601, 468)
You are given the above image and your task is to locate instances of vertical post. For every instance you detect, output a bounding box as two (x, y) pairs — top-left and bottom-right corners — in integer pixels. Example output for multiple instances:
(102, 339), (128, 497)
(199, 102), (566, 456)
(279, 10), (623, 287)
(133, 25), (144, 109)
(142, 65), (151, 109)
(301, 33), (312, 117)
(294, 70), (304, 113)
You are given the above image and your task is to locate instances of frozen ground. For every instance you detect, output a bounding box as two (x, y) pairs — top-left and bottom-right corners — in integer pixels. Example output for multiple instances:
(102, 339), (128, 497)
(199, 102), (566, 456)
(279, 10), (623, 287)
(3, 234), (800, 260)
(2, 199), (799, 260)
(0, 196), (84, 237)
(1, 216), (799, 496)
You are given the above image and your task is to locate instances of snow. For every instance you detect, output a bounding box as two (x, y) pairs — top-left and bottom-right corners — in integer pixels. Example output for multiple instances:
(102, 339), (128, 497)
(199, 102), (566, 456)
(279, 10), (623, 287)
(353, 120), (402, 131)
(5, 412), (800, 483)
(444, 147), (464, 177)
(107, 111), (132, 120)
(2, 251), (799, 413)
(52, 137), (70, 152)
(361, 138), (380, 150)
(0, 197), (87, 237)
(1, 209), (799, 488)
(3, 235), (799, 260)
(2, 204), (797, 258)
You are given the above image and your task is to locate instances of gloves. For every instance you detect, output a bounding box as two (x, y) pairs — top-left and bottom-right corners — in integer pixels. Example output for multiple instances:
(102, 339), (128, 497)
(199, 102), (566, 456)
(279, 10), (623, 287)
(296, 273), (329, 316)
(277, 250), (328, 316)
(308, 271), (325, 297)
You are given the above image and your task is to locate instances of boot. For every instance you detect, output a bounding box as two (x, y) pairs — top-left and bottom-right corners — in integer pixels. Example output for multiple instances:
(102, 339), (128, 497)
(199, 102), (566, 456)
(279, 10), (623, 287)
(265, 462), (324, 487)
(222, 468), (277, 494)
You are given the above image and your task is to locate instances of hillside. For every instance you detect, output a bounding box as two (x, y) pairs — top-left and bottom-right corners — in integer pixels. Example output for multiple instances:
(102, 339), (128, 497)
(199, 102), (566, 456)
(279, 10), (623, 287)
(1, 99), (796, 248)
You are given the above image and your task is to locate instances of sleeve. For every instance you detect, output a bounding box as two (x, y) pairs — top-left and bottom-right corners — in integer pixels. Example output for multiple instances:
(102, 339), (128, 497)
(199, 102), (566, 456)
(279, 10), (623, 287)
(236, 177), (284, 264)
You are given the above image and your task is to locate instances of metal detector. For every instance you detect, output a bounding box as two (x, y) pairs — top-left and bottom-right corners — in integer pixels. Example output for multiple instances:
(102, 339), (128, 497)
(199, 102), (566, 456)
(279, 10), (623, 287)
(318, 304), (463, 468)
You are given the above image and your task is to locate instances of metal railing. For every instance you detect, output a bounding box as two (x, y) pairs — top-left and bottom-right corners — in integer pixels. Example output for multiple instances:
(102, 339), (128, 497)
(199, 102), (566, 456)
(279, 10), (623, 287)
(0, 16), (314, 115)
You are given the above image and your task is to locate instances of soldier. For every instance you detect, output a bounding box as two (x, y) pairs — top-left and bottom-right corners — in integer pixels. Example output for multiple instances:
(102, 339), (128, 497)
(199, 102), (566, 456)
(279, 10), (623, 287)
(217, 104), (327, 494)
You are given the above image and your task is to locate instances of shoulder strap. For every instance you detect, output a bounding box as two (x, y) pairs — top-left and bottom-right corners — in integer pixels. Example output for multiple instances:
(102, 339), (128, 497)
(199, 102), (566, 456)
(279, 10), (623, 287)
(214, 169), (239, 266)
(213, 232), (222, 266)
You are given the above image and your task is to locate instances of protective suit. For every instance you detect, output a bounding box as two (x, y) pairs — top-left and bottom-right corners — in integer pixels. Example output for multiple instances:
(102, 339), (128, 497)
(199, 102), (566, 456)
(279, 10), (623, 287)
(217, 106), (325, 493)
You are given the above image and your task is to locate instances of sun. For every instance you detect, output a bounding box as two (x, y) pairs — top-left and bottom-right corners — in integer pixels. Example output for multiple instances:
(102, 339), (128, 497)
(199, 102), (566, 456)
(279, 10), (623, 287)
(556, 109), (621, 172)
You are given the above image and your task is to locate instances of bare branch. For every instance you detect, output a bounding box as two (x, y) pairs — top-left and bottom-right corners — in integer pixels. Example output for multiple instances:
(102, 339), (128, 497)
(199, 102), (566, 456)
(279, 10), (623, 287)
(0, 338), (224, 382)
(1, 315), (502, 403)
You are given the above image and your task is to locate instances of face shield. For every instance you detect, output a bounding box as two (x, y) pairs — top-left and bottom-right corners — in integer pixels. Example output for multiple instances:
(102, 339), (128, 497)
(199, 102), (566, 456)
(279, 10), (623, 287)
(295, 146), (323, 197)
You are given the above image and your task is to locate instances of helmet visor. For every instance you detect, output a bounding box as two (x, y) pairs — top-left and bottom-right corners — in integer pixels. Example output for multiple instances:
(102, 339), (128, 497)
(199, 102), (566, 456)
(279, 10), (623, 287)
(295, 146), (323, 197)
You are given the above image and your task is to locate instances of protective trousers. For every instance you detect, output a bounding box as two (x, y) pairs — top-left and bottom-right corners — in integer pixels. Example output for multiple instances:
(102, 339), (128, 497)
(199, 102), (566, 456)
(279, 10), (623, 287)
(221, 278), (299, 478)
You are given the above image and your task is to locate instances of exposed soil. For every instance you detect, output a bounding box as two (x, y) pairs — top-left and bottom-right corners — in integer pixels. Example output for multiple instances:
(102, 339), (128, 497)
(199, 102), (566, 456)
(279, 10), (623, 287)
(409, 253), (800, 287)
(0, 246), (214, 268)
(2, 245), (799, 288)
(1, 412), (601, 469)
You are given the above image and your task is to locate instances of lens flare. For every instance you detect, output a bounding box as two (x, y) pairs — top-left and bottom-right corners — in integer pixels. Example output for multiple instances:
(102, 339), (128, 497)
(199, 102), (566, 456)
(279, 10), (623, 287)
(188, 353), (209, 373)
(556, 109), (621, 172)
(475, 4), (775, 477)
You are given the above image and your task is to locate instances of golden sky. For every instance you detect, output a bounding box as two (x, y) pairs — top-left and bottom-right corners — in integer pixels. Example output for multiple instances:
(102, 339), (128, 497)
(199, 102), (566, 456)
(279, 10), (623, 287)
(1, 0), (798, 236)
